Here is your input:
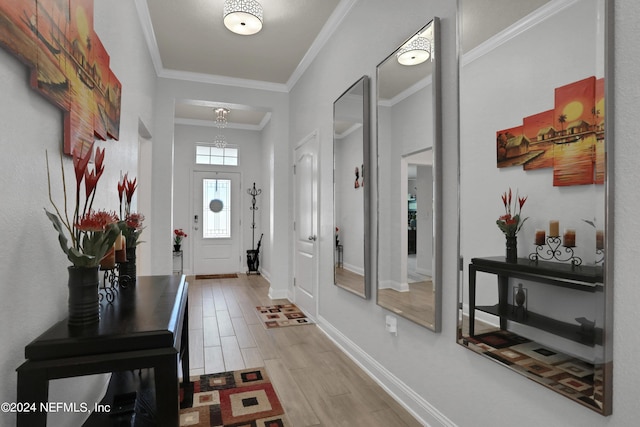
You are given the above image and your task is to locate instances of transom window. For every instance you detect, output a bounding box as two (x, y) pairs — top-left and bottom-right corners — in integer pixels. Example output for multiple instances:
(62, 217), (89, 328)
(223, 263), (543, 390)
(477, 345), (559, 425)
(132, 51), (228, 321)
(196, 144), (238, 166)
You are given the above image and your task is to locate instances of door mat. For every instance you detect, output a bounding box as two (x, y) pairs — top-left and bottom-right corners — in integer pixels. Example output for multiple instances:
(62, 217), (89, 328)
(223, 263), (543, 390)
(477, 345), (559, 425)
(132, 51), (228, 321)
(255, 303), (314, 329)
(195, 273), (239, 279)
(180, 367), (290, 427)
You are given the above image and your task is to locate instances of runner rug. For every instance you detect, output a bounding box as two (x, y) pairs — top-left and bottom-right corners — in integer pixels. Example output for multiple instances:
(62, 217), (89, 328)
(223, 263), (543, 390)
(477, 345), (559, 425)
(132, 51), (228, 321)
(179, 367), (290, 427)
(195, 273), (239, 280)
(255, 303), (314, 329)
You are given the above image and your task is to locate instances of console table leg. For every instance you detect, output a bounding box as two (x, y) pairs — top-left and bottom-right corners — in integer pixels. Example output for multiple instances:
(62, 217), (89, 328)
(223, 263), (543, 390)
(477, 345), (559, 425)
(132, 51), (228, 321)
(155, 355), (179, 426)
(16, 368), (48, 427)
(469, 265), (477, 337)
(498, 275), (509, 330)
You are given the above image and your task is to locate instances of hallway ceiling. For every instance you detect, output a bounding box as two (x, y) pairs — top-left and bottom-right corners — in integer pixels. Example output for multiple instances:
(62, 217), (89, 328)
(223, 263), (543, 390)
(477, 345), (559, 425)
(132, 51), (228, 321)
(137, 0), (345, 129)
(136, 0), (550, 129)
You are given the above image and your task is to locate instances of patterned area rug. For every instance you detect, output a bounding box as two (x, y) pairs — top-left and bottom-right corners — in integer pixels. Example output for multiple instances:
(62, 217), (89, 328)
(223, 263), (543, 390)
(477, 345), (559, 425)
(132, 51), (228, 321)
(463, 330), (604, 412)
(255, 303), (314, 329)
(179, 367), (290, 427)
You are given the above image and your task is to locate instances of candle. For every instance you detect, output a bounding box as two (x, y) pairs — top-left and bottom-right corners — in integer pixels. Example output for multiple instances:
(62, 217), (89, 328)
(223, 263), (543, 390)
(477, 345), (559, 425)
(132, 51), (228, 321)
(596, 229), (604, 250)
(549, 220), (559, 237)
(116, 236), (127, 262)
(535, 229), (546, 246)
(563, 228), (576, 247)
(100, 245), (116, 269)
(115, 232), (123, 251)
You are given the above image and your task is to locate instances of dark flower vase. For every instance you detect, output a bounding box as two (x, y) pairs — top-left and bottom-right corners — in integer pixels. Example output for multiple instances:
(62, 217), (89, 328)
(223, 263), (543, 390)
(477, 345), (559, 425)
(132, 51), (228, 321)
(505, 235), (518, 262)
(119, 246), (137, 286)
(68, 266), (100, 326)
(174, 244), (181, 252)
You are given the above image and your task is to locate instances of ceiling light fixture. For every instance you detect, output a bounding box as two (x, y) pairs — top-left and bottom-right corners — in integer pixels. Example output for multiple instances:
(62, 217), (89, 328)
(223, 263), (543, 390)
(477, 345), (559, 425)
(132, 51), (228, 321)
(396, 36), (431, 66)
(214, 107), (229, 128)
(214, 134), (227, 149)
(223, 0), (263, 35)
(213, 107), (230, 148)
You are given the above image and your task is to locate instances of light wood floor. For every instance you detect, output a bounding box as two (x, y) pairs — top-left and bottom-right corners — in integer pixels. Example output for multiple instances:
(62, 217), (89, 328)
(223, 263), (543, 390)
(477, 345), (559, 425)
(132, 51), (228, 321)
(377, 281), (435, 328)
(186, 274), (422, 427)
(334, 266), (365, 296)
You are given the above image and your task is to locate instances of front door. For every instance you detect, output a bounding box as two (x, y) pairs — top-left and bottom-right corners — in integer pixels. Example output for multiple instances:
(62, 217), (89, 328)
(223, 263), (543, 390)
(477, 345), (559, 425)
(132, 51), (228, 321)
(193, 171), (241, 275)
(293, 131), (319, 319)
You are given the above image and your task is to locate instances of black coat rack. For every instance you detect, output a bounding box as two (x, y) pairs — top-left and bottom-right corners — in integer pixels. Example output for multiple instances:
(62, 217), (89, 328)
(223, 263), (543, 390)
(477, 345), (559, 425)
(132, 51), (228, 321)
(246, 182), (262, 274)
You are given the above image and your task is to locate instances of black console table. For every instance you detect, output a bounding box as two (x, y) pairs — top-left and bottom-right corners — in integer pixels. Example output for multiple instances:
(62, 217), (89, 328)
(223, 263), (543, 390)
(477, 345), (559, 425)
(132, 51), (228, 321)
(16, 275), (189, 426)
(468, 257), (603, 346)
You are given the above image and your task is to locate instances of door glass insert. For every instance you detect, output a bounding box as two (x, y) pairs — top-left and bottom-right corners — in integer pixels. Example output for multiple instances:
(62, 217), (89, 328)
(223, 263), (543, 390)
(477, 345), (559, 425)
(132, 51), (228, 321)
(203, 178), (231, 238)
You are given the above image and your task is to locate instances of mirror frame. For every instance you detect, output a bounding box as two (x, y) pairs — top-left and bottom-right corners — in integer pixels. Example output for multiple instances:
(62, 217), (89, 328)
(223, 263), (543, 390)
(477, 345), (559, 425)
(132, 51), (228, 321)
(456, 0), (613, 415)
(375, 18), (442, 332)
(333, 75), (371, 299)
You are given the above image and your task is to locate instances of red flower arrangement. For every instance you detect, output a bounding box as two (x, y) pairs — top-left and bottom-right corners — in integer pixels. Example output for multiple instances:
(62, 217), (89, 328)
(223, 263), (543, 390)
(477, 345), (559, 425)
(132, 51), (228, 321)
(45, 143), (120, 268)
(174, 229), (188, 246)
(118, 173), (145, 248)
(496, 188), (528, 237)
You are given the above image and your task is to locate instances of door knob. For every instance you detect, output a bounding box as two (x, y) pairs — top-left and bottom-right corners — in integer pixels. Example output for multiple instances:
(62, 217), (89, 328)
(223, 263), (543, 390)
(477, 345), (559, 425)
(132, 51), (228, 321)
(308, 235), (317, 241)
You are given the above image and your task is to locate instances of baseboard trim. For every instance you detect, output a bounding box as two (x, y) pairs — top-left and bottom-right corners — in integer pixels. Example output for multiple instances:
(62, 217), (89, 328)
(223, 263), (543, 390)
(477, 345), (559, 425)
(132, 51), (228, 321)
(268, 286), (289, 300)
(317, 316), (457, 427)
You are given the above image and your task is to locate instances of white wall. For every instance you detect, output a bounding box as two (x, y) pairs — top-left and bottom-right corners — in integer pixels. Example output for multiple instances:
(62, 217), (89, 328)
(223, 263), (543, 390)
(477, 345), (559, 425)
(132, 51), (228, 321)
(289, 1), (461, 425)
(173, 124), (263, 275)
(150, 78), (289, 295)
(416, 164), (433, 276)
(0, 0), (156, 425)
(3, 1), (640, 426)
(335, 127), (365, 274)
(290, 0), (640, 426)
(460, 0), (605, 360)
(379, 83), (434, 290)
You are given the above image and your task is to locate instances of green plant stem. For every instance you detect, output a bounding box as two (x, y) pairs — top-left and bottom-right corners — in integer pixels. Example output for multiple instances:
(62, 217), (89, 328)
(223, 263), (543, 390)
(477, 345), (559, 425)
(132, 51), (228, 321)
(46, 151), (75, 247)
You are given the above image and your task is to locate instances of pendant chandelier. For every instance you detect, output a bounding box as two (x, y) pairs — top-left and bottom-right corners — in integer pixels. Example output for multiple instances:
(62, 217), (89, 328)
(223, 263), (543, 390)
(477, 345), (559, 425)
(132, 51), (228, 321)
(214, 107), (229, 128)
(213, 107), (230, 148)
(223, 0), (263, 35)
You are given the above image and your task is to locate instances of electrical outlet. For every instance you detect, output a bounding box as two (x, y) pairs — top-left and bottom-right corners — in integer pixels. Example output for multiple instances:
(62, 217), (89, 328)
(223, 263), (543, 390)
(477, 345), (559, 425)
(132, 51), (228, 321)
(385, 315), (397, 336)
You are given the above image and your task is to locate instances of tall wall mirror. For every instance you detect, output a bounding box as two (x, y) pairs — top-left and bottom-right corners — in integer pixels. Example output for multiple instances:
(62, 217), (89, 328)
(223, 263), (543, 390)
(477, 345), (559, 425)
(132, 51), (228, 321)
(457, 0), (613, 415)
(376, 18), (442, 331)
(333, 75), (370, 298)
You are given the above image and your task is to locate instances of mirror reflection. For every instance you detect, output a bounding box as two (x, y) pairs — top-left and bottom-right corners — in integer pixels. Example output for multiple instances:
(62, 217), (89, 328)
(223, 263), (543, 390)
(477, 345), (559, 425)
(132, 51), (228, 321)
(457, 0), (612, 415)
(376, 19), (441, 331)
(333, 76), (370, 298)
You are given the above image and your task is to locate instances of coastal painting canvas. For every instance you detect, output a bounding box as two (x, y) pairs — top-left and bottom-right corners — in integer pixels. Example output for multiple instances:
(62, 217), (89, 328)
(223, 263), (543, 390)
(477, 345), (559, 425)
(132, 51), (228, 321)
(495, 76), (604, 187)
(0, 0), (121, 155)
(552, 76), (596, 186)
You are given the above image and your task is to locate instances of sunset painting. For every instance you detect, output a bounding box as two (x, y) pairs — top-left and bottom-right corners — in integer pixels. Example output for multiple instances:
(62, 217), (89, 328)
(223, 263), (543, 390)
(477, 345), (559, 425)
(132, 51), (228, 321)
(522, 109), (555, 171)
(553, 76), (596, 186)
(495, 76), (604, 187)
(0, 0), (121, 155)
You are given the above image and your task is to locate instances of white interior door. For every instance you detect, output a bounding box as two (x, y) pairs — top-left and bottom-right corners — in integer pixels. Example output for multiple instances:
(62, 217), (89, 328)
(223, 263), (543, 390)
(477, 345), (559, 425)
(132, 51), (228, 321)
(294, 132), (319, 318)
(193, 171), (241, 275)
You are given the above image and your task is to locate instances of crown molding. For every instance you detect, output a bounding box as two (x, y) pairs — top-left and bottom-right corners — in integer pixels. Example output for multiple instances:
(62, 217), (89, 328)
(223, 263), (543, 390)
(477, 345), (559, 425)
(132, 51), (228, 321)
(134, 0), (164, 76)
(135, 0), (357, 93)
(285, 0), (359, 91)
(379, 73), (433, 108)
(158, 68), (288, 93)
(462, 0), (579, 66)
(174, 112), (272, 131)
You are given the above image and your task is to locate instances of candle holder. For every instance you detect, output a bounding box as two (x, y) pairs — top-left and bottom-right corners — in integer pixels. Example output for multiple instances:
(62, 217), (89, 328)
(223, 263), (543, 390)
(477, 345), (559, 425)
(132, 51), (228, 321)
(529, 236), (582, 266)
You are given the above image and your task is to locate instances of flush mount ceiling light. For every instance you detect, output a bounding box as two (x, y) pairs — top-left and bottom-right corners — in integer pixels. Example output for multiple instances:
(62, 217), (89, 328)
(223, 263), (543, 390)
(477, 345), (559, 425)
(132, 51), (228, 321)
(223, 0), (263, 35)
(397, 36), (431, 66)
